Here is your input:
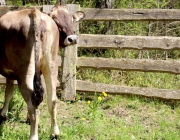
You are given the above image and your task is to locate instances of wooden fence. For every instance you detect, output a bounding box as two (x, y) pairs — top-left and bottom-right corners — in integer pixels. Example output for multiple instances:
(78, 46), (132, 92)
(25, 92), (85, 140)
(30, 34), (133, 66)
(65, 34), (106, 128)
(0, 5), (180, 100)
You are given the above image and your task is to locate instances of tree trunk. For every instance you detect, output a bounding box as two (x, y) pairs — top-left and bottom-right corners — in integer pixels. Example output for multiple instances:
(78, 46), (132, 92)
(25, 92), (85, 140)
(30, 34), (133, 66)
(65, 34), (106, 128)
(105, 0), (113, 8)
(22, 0), (29, 5)
(96, 0), (113, 8)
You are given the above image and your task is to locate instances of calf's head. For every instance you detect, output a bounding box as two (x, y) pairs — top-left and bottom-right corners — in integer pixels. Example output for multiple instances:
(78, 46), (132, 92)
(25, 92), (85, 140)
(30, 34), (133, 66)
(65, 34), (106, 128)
(49, 5), (85, 47)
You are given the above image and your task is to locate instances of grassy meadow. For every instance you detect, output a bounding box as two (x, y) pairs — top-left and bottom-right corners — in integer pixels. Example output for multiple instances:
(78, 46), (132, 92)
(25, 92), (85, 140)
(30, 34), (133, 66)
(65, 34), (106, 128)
(0, 88), (180, 140)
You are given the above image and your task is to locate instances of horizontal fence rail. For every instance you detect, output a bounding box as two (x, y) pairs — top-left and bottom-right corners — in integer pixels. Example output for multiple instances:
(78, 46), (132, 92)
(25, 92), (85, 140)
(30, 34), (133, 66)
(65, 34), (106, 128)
(78, 34), (180, 50)
(81, 8), (180, 21)
(76, 80), (180, 100)
(0, 6), (180, 21)
(77, 57), (180, 74)
(0, 75), (179, 100)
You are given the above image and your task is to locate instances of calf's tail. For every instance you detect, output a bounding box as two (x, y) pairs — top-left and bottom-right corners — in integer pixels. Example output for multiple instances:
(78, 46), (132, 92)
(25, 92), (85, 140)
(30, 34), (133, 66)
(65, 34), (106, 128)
(30, 8), (44, 108)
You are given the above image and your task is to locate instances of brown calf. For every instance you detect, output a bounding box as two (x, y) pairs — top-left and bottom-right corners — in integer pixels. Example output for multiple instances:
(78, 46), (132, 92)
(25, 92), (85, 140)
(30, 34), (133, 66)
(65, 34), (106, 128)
(0, 5), (85, 140)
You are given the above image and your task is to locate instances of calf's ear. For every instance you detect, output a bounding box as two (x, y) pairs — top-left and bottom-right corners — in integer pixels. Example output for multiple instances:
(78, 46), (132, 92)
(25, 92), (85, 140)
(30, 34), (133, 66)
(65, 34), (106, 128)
(73, 11), (85, 22)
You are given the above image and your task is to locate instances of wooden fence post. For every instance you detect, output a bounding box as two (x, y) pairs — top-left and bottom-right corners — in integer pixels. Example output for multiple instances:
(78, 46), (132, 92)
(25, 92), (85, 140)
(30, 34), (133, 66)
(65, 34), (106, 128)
(61, 4), (80, 101)
(43, 4), (79, 101)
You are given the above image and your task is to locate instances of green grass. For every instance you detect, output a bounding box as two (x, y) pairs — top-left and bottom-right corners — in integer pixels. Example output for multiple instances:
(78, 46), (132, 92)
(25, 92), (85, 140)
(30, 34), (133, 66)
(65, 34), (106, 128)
(0, 90), (180, 140)
(77, 68), (180, 90)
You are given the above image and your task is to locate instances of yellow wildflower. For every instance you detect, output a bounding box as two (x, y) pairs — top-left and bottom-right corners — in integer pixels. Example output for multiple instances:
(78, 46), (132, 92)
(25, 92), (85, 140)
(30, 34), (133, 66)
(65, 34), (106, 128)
(81, 118), (86, 121)
(87, 101), (91, 104)
(102, 91), (108, 97)
(98, 96), (102, 101)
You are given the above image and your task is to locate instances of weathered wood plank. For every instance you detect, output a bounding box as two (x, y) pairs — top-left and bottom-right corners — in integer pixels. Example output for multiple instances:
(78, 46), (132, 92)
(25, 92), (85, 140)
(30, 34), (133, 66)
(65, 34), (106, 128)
(0, 75), (6, 85)
(60, 5), (80, 101)
(1, 75), (179, 100)
(82, 8), (180, 21)
(76, 80), (180, 100)
(0, 75), (18, 85)
(78, 34), (180, 50)
(2, 56), (179, 74)
(0, 7), (180, 21)
(42, 5), (53, 13)
(77, 57), (180, 74)
(58, 56), (180, 74)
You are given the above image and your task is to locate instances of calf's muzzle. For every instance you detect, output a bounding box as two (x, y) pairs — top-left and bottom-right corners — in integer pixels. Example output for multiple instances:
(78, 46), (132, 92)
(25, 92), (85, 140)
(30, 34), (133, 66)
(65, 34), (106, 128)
(64, 35), (78, 46)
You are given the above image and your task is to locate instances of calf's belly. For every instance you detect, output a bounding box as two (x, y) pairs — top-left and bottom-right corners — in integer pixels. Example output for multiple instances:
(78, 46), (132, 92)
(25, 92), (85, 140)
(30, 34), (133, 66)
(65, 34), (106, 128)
(0, 66), (16, 80)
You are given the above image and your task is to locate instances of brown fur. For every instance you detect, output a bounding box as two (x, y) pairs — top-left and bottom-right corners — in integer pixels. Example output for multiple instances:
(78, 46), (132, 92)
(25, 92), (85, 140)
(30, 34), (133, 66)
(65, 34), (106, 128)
(0, 7), (59, 139)
(30, 8), (44, 107)
(0, 5), (84, 139)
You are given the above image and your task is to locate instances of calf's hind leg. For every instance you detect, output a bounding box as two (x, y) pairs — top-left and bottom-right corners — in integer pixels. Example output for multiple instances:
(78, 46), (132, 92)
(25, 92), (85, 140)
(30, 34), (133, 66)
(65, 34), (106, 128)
(0, 79), (14, 124)
(43, 68), (60, 138)
(18, 76), (40, 140)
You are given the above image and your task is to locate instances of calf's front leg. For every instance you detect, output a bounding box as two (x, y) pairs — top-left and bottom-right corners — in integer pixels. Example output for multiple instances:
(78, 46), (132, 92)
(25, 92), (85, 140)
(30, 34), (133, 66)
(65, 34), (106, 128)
(0, 79), (14, 124)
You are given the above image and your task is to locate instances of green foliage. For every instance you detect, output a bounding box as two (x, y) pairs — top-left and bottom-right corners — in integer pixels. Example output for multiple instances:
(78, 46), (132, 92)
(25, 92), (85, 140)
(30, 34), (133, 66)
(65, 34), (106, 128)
(114, 0), (170, 9)
(6, 0), (22, 6)
(1, 88), (24, 122)
(8, 98), (24, 122)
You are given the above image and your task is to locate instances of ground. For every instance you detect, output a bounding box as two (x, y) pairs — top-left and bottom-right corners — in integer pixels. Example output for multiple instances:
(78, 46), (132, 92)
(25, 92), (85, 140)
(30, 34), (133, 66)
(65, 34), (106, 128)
(0, 90), (180, 140)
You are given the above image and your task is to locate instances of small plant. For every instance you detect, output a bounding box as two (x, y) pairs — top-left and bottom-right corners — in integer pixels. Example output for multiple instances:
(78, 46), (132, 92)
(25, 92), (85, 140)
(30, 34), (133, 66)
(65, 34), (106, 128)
(8, 98), (24, 122)
(85, 91), (108, 121)
(7, 90), (24, 122)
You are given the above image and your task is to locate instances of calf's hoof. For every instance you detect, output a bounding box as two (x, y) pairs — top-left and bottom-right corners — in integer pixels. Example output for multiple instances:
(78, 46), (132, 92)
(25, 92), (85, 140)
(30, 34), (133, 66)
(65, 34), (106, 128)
(50, 134), (60, 140)
(0, 115), (7, 125)
(25, 118), (30, 125)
